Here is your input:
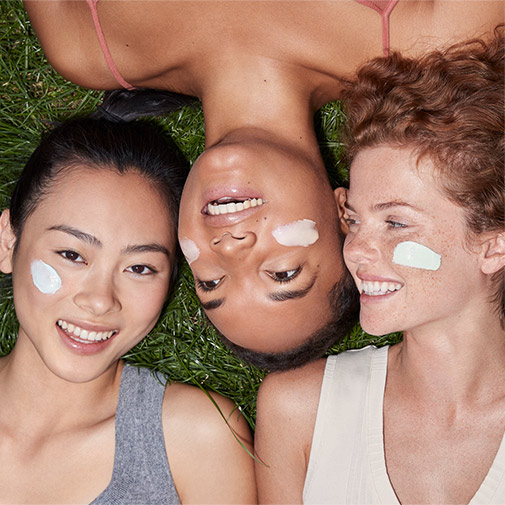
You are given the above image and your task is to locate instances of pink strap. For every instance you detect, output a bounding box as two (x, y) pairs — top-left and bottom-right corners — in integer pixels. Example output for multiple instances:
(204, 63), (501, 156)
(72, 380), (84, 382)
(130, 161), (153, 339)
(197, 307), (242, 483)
(354, 0), (399, 56)
(85, 0), (135, 89)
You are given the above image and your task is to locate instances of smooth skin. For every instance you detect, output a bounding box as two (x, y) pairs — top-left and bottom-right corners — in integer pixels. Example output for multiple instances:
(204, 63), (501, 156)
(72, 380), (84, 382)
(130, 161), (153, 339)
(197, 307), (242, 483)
(255, 147), (505, 504)
(0, 167), (255, 504)
(21, 1), (503, 352)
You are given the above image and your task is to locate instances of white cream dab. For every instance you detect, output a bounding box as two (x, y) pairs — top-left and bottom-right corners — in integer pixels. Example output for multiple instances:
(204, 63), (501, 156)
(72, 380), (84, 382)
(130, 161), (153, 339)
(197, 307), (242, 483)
(393, 241), (441, 271)
(272, 219), (319, 247)
(180, 237), (200, 264)
(31, 260), (62, 294)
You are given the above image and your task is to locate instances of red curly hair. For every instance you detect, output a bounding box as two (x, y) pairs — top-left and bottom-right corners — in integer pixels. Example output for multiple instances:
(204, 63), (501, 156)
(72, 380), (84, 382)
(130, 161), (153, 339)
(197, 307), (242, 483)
(343, 26), (504, 320)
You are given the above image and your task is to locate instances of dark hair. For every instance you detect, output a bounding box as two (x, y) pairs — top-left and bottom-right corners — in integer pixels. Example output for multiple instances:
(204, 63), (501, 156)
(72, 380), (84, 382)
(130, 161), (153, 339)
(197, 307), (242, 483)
(219, 272), (360, 371)
(343, 26), (505, 320)
(10, 90), (191, 288)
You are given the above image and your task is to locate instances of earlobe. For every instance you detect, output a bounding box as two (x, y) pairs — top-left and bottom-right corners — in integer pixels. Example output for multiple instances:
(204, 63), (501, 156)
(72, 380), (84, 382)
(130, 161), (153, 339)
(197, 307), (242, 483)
(480, 232), (505, 275)
(334, 187), (349, 234)
(0, 210), (16, 274)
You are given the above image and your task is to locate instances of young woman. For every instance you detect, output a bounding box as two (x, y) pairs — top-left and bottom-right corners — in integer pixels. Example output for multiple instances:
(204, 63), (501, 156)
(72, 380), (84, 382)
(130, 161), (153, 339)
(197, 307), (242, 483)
(0, 110), (255, 504)
(255, 29), (505, 504)
(20, 0), (503, 360)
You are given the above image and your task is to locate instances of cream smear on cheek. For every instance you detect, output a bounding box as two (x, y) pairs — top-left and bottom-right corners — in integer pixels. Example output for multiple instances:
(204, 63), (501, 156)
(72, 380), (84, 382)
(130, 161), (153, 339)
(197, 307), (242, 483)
(180, 237), (200, 264)
(393, 240), (441, 271)
(272, 219), (319, 247)
(30, 259), (62, 294)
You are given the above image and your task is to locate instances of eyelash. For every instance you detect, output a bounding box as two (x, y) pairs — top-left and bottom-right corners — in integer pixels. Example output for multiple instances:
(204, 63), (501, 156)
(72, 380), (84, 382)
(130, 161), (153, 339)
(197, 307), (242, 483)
(57, 250), (85, 263)
(57, 250), (156, 276)
(126, 264), (157, 276)
(386, 220), (407, 229)
(196, 277), (224, 292)
(267, 266), (302, 283)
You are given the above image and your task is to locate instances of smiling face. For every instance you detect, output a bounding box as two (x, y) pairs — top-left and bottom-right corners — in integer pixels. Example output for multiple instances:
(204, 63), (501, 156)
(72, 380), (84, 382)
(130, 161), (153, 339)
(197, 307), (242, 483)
(2, 166), (175, 383)
(342, 145), (492, 337)
(179, 134), (346, 353)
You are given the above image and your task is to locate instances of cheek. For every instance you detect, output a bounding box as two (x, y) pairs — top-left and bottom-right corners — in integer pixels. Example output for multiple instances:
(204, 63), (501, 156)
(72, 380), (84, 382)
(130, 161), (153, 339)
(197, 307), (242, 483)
(179, 237), (200, 264)
(30, 260), (62, 294)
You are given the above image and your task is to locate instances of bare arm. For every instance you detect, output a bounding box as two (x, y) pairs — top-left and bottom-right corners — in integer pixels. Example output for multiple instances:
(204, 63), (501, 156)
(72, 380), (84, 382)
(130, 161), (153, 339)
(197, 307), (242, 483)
(255, 359), (326, 504)
(163, 383), (256, 504)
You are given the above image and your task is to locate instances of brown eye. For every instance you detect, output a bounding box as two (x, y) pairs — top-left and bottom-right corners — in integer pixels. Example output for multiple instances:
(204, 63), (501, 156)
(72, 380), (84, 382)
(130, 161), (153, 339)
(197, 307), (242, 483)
(59, 250), (84, 263)
(268, 267), (301, 283)
(126, 264), (156, 275)
(197, 277), (223, 292)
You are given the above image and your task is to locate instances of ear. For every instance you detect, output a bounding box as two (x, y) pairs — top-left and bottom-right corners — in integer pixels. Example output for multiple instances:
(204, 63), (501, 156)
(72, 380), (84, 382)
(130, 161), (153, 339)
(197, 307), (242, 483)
(334, 187), (349, 234)
(480, 231), (505, 275)
(0, 210), (16, 274)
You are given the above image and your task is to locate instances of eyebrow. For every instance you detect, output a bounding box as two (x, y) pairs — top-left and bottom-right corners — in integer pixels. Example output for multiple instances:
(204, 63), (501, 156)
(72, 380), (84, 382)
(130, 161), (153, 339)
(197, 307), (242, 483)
(345, 200), (421, 213)
(48, 225), (170, 258)
(268, 275), (317, 302)
(201, 275), (317, 311)
(201, 298), (226, 311)
(48, 225), (101, 247)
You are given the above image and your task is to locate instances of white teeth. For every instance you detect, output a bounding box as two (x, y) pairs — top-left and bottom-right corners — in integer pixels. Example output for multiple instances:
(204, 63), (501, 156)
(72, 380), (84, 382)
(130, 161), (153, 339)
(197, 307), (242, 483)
(207, 198), (265, 215)
(57, 319), (116, 343)
(360, 280), (402, 296)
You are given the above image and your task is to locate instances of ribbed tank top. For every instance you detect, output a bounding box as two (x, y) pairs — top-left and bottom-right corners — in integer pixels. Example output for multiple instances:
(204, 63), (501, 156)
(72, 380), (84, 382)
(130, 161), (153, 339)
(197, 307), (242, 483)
(90, 365), (181, 505)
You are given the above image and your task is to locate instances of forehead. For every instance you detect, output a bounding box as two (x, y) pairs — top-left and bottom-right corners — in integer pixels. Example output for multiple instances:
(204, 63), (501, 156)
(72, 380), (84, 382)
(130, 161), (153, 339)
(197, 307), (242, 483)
(27, 166), (174, 241)
(350, 146), (439, 202)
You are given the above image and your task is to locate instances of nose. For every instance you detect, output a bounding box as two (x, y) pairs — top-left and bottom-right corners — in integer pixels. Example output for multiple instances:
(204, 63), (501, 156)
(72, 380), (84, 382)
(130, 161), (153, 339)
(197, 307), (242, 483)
(73, 271), (122, 316)
(209, 231), (257, 257)
(344, 229), (380, 266)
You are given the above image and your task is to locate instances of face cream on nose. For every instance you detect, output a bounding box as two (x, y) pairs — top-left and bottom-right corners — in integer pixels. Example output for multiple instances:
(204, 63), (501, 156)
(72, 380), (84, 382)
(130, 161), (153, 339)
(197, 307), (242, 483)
(393, 241), (441, 271)
(272, 219), (319, 247)
(31, 260), (62, 294)
(180, 237), (200, 264)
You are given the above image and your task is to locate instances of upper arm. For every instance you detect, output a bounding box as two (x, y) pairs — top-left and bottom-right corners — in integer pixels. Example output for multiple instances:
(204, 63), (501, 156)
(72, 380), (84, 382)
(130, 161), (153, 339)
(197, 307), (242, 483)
(162, 383), (256, 505)
(254, 359), (326, 504)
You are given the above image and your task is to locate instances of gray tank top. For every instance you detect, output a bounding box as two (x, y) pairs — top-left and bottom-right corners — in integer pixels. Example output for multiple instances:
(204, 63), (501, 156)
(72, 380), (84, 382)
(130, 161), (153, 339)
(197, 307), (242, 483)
(91, 364), (181, 505)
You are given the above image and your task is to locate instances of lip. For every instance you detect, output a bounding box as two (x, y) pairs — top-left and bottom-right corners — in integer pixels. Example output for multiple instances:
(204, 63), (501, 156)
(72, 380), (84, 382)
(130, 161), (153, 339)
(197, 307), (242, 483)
(360, 290), (400, 303)
(56, 320), (119, 356)
(202, 203), (265, 227)
(202, 186), (263, 206)
(356, 272), (403, 284)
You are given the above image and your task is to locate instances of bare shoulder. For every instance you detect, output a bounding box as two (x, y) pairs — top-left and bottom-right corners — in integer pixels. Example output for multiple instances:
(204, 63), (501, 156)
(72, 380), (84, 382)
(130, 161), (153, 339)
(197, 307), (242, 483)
(162, 382), (256, 504)
(255, 359), (327, 504)
(257, 358), (327, 423)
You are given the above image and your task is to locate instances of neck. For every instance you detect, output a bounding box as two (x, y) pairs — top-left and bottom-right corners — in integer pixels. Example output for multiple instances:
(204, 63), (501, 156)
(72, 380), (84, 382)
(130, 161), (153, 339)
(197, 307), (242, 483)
(200, 55), (333, 149)
(0, 338), (122, 435)
(389, 311), (505, 404)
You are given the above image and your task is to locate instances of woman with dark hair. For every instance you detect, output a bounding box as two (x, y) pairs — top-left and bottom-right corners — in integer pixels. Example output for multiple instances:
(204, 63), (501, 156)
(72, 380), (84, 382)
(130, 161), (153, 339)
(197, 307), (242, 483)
(0, 106), (255, 503)
(255, 29), (505, 504)
(21, 0), (503, 360)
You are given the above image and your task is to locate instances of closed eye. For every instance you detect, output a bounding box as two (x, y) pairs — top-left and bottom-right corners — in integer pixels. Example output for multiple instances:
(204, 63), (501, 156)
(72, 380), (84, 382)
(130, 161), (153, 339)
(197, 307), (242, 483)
(267, 266), (302, 283)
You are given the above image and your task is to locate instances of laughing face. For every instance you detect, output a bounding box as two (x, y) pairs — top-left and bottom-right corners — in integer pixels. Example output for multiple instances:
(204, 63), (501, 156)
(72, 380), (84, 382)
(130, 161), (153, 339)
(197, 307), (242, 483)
(1, 166), (175, 383)
(179, 133), (347, 353)
(341, 145), (490, 337)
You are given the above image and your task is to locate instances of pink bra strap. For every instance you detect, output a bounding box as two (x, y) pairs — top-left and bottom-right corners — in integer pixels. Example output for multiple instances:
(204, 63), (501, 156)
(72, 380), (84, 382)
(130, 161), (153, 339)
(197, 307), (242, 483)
(85, 0), (135, 90)
(354, 0), (399, 56)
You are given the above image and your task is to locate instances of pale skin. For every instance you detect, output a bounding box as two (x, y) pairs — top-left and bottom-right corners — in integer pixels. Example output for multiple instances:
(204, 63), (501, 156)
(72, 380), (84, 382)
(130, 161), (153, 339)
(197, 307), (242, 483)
(255, 146), (505, 504)
(0, 167), (255, 504)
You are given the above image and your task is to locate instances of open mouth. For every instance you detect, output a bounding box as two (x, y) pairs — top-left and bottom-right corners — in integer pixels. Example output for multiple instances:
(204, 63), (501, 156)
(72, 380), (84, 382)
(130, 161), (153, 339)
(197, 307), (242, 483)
(360, 280), (402, 296)
(57, 319), (117, 344)
(205, 197), (265, 215)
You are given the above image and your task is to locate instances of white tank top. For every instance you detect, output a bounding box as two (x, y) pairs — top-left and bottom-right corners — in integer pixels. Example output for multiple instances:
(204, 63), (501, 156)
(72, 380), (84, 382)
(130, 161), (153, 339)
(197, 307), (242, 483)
(303, 345), (505, 504)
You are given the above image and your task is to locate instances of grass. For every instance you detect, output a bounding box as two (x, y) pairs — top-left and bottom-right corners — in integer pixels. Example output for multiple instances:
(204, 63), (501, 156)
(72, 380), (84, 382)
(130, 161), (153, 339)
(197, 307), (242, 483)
(0, 0), (402, 430)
